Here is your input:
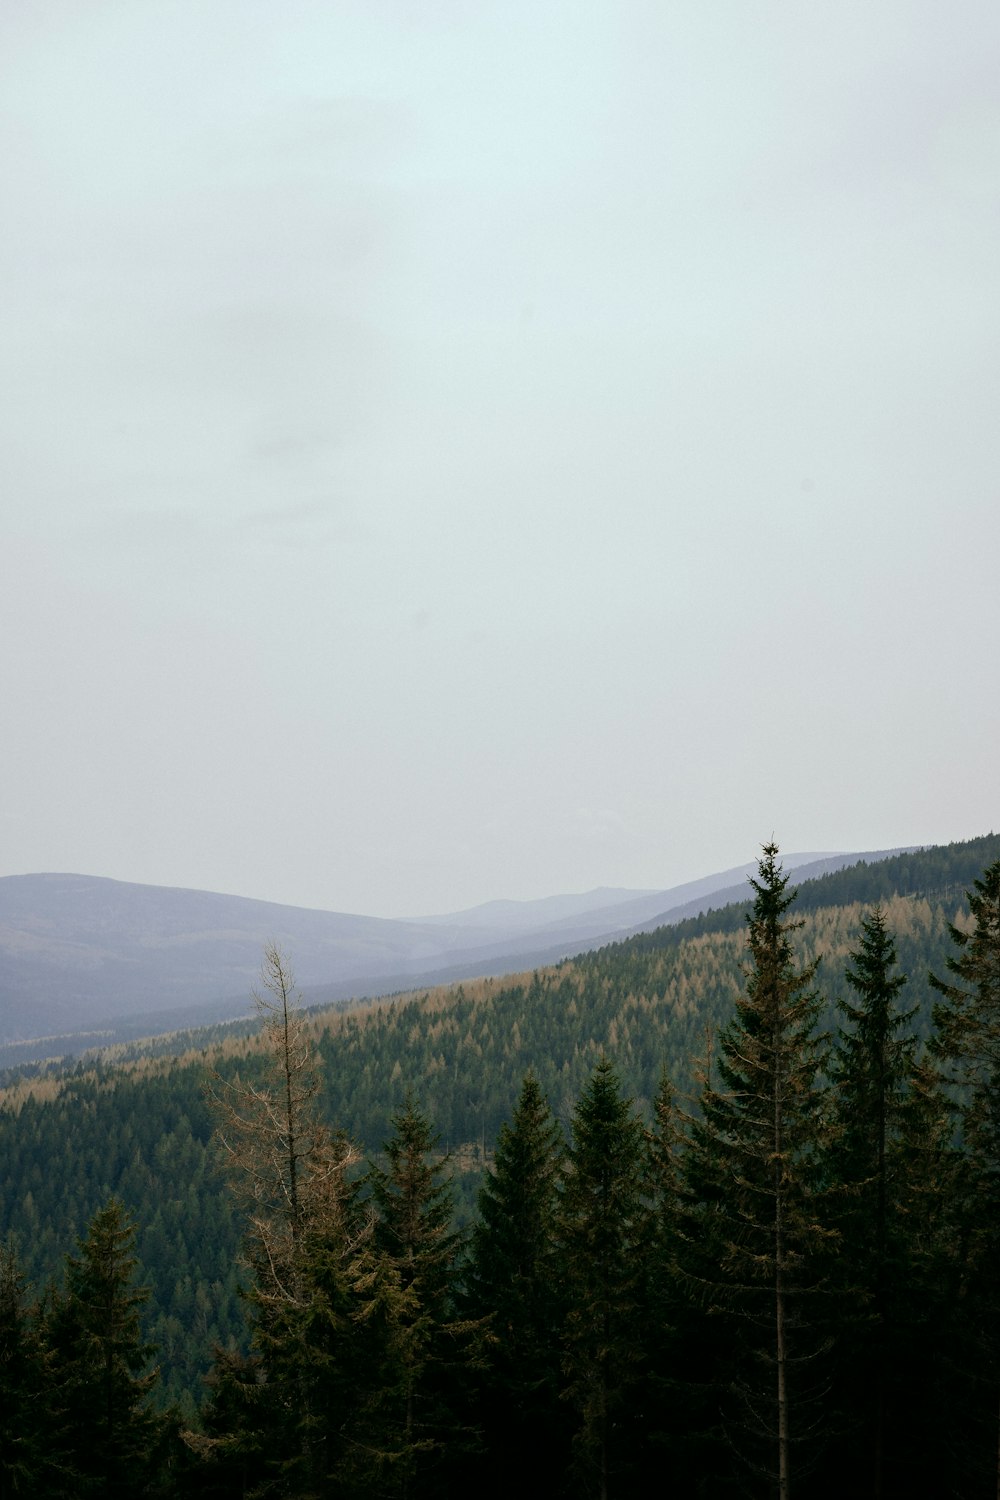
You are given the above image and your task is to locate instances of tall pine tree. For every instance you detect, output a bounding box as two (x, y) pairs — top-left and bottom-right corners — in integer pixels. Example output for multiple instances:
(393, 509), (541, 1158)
(558, 1056), (647, 1500)
(0, 1242), (58, 1500)
(826, 905), (951, 1499)
(44, 1198), (167, 1498)
(462, 1072), (569, 1497)
(640, 1074), (722, 1494)
(363, 1094), (481, 1500)
(929, 859), (1000, 1496)
(683, 843), (831, 1499)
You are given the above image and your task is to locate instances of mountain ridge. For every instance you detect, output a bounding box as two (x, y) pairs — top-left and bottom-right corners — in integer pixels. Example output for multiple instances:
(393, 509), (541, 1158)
(1, 848), (912, 1053)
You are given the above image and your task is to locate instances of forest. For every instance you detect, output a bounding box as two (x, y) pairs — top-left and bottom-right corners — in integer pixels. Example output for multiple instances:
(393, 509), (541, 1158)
(1, 832), (1000, 1498)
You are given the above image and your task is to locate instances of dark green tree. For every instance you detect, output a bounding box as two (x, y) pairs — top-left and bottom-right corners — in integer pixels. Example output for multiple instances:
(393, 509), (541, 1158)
(825, 905), (954, 1498)
(0, 1241), (57, 1500)
(558, 1055), (647, 1499)
(683, 843), (831, 1500)
(363, 1093), (481, 1499)
(931, 858), (1000, 1099)
(44, 1197), (167, 1498)
(183, 1344), (269, 1499)
(929, 859), (1000, 1495)
(639, 1074), (723, 1494)
(462, 1072), (569, 1496)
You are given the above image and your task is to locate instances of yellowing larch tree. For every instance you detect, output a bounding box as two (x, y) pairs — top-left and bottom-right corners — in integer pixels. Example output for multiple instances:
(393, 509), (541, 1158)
(207, 944), (372, 1494)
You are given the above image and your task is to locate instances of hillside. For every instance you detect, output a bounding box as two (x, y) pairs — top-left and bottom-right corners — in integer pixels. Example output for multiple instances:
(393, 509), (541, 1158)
(0, 848), (905, 1058)
(0, 831), (997, 1412)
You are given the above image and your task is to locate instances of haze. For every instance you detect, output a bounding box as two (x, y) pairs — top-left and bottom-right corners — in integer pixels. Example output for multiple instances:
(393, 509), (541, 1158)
(2, 2), (998, 917)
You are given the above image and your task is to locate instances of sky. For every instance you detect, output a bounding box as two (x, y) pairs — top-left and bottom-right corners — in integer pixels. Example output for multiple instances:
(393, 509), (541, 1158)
(2, 1), (999, 919)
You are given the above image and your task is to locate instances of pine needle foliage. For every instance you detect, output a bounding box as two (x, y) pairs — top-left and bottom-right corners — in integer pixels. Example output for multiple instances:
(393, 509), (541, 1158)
(44, 1198), (167, 1497)
(558, 1056), (647, 1500)
(825, 905), (955, 1497)
(0, 1241), (60, 1498)
(930, 858), (1000, 1104)
(462, 1073), (569, 1498)
(363, 1094), (484, 1499)
(683, 844), (832, 1500)
(929, 859), (1000, 1494)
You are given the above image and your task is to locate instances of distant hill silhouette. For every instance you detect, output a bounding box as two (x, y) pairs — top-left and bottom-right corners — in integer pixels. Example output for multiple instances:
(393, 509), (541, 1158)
(0, 849), (911, 1053)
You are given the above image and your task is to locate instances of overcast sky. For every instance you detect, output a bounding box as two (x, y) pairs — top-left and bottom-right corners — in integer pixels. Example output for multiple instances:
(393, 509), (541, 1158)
(2, 1), (998, 918)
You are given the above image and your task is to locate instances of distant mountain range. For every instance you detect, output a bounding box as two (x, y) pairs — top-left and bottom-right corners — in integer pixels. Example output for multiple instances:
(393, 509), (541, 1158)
(0, 850), (912, 1059)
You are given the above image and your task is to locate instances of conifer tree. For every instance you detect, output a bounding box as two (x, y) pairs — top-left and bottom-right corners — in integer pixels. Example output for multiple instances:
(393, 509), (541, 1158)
(825, 905), (952, 1498)
(186, 1344), (269, 1498)
(683, 843), (831, 1500)
(462, 1072), (569, 1496)
(929, 859), (1000, 1495)
(640, 1074), (722, 1493)
(208, 944), (372, 1495)
(0, 1242), (56, 1500)
(930, 859), (1000, 1100)
(363, 1093), (481, 1499)
(44, 1198), (167, 1498)
(558, 1056), (647, 1500)
(212, 945), (364, 1302)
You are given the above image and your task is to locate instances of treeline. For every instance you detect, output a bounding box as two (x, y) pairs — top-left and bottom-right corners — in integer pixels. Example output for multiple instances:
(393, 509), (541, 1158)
(3, 844), (1000, 1497)
(0, 834), (998, 1414)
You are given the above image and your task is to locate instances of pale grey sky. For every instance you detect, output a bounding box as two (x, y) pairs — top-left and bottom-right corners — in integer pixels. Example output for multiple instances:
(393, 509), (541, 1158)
(2, 1), (998, 917)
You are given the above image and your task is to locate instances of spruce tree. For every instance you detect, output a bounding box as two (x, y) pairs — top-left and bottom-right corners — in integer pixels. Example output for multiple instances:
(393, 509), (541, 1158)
(44, 1198), (167, 1498)
(825, 905), (952, 1498)
(363, 1093), (481, 1499)
(462, 1072), (569, 1496)
(0, 1242), (56, 1500)
(640, 1074), (722, 1494)
(186, 1344), (269, 1499)
(558, 1055), (647, 1500)
(683, 843), (831, 1500)
(929, 859), (1000, 1495)
(931, 858), (1000, 1099)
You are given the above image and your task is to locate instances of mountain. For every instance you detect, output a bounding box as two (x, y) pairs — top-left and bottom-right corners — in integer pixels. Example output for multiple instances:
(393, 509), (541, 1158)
(415, 886), (660, 930)
(1, 831), (997, 1414)
(0, 849), (911, 1054)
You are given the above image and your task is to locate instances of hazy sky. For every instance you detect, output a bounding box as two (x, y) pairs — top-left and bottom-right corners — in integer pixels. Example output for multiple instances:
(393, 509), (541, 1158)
(3, 1), (999, 917)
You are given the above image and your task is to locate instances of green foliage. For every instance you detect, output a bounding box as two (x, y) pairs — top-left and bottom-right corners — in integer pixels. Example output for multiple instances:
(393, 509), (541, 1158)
(465, 1072), (565, 1362)
(825, 906), (954, 1496)
(43, 1197), (170, 1497)
(462, 1074), (569, 1496)
(1, 832), (999, 1445)
(930, 858), (1000, 1108)
(0, 1061), (244, 1412)
(558, 1057), (647, 1497)
(683, 845), (831, 1498)
(639, 1076), (720, 1493)
(0, 1241), (56, 1499)
(363, 1094), (484, 1499)
(929, 859), (1000, 1494)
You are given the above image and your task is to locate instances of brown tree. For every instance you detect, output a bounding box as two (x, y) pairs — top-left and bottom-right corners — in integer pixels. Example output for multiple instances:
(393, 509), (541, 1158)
(208, 944), (373, 1493)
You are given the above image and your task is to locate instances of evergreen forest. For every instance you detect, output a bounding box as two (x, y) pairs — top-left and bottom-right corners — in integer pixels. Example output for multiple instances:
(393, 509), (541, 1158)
(2, 832), (1000, 1498)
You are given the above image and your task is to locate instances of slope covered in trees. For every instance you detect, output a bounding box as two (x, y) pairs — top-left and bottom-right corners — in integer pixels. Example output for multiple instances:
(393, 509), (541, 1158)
(0, 832), (998, 1444)
(3, 836), (1000, 1495)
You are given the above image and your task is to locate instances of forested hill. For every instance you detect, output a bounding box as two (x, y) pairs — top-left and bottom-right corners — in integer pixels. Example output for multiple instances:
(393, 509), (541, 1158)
(625, 832), (1000, 946)
(0, 831), (997, 1415)
(0, 847), (906, 1061)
